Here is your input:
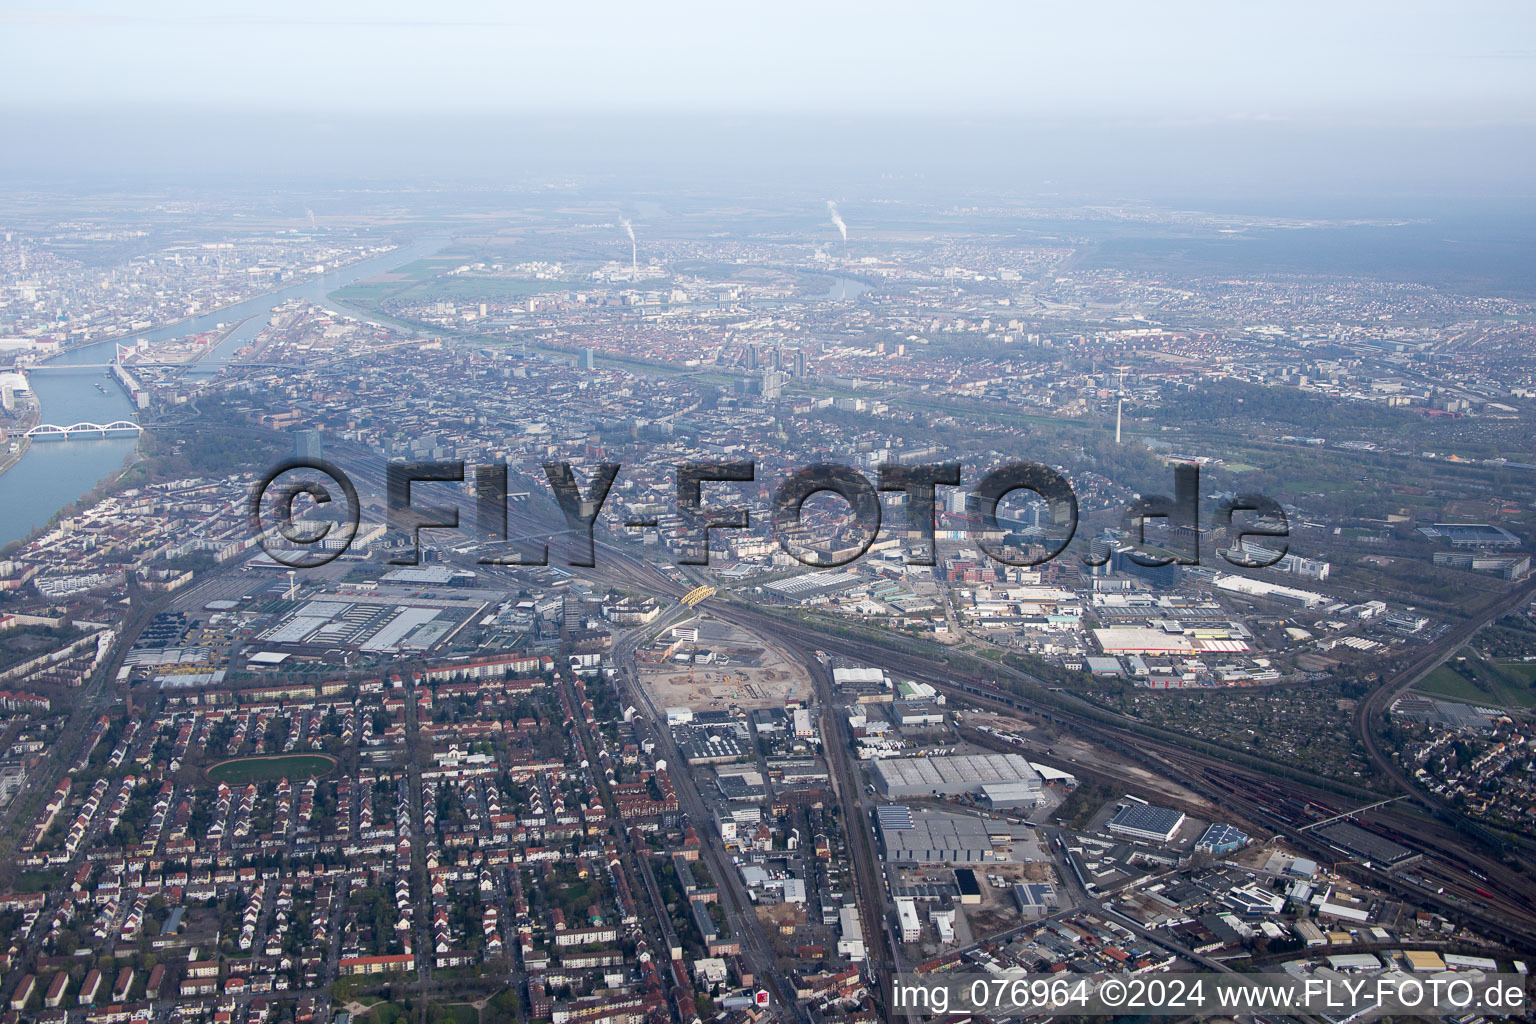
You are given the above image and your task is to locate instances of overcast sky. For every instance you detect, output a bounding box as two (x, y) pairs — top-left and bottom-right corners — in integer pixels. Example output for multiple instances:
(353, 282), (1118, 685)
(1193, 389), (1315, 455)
(1, 1), (1532, 195)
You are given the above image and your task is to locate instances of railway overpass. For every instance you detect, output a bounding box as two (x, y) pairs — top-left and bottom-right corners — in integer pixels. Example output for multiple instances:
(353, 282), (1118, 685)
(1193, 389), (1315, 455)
(23, 420), (143, 441)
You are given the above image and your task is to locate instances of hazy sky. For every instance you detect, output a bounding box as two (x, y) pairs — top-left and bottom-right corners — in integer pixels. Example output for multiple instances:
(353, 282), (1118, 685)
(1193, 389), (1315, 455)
(1, 1), (1532, 197)
(2, 0), (1532, 120)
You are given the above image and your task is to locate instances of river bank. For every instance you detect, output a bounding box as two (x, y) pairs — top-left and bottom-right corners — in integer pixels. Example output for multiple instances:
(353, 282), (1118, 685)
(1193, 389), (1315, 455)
(37, 248), (403, 365)
(0, 235), (449, 549)
(0, 396), (41, 478)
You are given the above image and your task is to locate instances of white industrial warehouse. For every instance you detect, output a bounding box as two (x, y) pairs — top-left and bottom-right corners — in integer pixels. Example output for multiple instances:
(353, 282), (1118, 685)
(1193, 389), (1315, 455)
(876, 805), (996, 862)
(871, 752), (1043, 804)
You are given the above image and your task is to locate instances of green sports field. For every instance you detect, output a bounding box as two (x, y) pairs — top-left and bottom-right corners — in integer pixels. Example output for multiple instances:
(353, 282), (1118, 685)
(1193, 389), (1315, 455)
(206, 753), (338, 784)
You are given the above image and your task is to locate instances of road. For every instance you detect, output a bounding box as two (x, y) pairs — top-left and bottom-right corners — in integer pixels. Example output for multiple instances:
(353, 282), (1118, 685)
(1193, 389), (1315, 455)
(1352, 576), (1536, 857)
(797, 646), (901, 985)
(514, 518), (1536, 949)
(0, 586), (168, 873)
(245, 443), (1536, 970)
(608, 613), (807, 1021)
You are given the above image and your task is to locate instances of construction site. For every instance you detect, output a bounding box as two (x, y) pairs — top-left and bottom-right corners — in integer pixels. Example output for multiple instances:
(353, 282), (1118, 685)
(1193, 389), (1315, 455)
(637, 615), (806, 712)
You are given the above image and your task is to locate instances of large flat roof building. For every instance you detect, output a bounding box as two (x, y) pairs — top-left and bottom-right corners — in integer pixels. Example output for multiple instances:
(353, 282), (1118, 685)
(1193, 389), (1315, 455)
(876, 806), (995, 862)
(1014, 882), (1055, 919)
(872, 753), (1042, 802)
(1092, 626), (1195, 654)
(1418, 523), (1521, 548)
(1106, 802), (1186, 843)
(1210, 574), (1328, 608)
(979, 781), (1046, 809)
(1196, 823), (1250, 854)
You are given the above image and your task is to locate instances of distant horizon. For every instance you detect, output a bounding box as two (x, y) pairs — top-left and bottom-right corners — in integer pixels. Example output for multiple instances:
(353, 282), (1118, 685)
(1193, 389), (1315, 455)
(3, 2), (1535, 199)
(2, 109), (1534, 204)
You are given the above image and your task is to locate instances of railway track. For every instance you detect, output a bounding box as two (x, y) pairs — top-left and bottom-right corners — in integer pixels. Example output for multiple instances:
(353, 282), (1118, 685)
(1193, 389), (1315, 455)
(1031, 707), (1535, 948)
(1353, 577), (1536, 861)
(384, 484), (1536, 953)
(621, 571), (1536, 945)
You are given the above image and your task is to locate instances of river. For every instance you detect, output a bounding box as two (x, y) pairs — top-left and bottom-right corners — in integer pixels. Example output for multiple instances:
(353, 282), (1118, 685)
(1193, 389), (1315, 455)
(0, 246), (863, 547)
(0, 236), (447, 547)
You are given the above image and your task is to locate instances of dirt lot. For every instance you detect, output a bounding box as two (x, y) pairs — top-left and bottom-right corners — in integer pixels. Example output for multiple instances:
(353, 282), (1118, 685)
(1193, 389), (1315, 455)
(640, 616), (807, 711)
(965, 861), (1059, 935)
(756, 901), (821, 955)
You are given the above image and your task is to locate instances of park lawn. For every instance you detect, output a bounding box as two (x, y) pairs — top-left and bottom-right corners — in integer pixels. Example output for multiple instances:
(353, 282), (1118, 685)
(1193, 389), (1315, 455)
(1415, 658), (1536, 710)
(369, 1003), (408, 1024)
(333, 266), (570, 306)
(397, 276), (569, 302)
(329, 259), (461, 302)
(436, 1005), (480, 1024)
(363, 258), (461, 283)
(15, 870), (61, 893)
(1499, 662), (1536, 686)
(207, 753), (338, 784)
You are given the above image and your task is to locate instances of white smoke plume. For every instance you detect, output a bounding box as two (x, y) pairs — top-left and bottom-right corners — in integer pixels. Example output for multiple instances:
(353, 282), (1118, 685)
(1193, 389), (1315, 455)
(826, 201), (848, 244)
(620, 217), (636, 270)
